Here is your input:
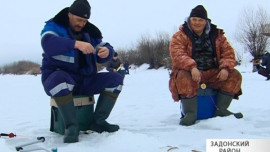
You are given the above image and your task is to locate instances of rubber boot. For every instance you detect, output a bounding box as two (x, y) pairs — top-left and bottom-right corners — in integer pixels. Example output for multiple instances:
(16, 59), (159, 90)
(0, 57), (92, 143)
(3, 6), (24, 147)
(180, 96), (197, 126)
(90, 91), (119, 133)
(54, 93), (79, 143)
(267, 75), (270, 81)
(214, 92), (234, 117)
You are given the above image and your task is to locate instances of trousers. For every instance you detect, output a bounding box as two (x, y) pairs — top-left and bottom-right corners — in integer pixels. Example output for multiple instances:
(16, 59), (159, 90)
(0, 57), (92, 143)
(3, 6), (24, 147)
(170, 69), (242, 98)
(42, 70), (123, 97)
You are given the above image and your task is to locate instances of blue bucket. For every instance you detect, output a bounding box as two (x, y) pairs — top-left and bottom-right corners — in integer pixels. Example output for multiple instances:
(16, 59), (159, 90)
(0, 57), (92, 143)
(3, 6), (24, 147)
(180, 88), (217, 120)
(197, 88), (217, 120)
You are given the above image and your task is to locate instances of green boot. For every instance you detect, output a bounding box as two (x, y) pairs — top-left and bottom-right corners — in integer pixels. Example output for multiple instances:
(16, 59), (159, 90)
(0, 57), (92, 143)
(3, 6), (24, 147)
(54, 93), (79, 143)
(180, 96), (197, 126)
(214, 92), (234, 117)
(90, 91), (119, 133)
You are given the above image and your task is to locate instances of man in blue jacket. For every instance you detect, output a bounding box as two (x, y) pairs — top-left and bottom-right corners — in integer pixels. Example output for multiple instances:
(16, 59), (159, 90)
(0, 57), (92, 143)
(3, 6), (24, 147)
(40, 0), (123, 143)
(106, 52), (125, 77)
(261, 52), (270, 80)
(257, 52), (270, 80)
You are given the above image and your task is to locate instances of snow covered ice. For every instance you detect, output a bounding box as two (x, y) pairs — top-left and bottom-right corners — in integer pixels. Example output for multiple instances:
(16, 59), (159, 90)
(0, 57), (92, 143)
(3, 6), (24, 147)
(1, 63), (270, 152)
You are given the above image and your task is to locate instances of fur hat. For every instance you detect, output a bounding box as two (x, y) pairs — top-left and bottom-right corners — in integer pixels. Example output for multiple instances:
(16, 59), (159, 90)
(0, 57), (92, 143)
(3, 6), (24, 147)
(69, 0), (91, 19)
(190, 5), (208, 20)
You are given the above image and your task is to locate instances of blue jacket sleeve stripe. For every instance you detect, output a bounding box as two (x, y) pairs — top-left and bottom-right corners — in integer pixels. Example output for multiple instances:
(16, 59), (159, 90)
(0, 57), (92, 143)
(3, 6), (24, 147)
(52, 55), (75, 63)
(49, 82), (74, 96)
(41, 31), (59, 40)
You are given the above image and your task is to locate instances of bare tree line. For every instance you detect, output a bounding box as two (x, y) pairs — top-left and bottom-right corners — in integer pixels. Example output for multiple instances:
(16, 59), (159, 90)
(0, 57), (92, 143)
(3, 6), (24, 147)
(236, 7), (270, 60)
(114, 32), (172, 69)
(234, 7), (270, 71)
(116, 7), (270, 69)
(0, 60), (41, 75)
(1, 7), (269, 74)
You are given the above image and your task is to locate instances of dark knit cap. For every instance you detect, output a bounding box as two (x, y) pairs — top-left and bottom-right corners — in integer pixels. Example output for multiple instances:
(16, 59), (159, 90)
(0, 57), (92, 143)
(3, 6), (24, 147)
(190, 5), (208, 20)
(69, 0), (91, 19)
(114, 52), (118, 57)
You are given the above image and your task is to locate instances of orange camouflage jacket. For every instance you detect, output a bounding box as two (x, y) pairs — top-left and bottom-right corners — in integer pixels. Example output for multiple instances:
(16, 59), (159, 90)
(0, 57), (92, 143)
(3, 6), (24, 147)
(169, 23), (236, 101)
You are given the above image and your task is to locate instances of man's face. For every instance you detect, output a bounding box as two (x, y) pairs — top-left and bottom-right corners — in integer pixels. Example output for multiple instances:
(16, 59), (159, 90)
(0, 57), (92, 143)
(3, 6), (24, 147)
(68, 13), (88, 32)
(189, 17), (207, 36)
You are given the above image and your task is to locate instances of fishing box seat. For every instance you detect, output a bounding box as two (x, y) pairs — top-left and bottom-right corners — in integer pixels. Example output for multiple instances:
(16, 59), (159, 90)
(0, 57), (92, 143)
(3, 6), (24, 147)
(180, 87), (217, 120)
(50, 95), (95, 135)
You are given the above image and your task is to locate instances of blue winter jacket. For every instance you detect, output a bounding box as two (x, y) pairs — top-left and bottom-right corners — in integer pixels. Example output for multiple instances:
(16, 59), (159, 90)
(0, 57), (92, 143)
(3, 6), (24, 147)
(40, 8), (114, 81)
(262, 52), (270, 73)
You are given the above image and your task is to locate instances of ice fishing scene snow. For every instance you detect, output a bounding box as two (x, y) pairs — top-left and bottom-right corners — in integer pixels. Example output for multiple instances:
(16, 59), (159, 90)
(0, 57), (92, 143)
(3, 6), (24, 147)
(1, 0), (270, 152)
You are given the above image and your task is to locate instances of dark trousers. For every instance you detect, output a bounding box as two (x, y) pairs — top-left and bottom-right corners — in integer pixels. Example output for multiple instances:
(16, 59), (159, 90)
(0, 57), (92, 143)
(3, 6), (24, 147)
(257, 65), (270, 78)
(42, 71), (123, 97)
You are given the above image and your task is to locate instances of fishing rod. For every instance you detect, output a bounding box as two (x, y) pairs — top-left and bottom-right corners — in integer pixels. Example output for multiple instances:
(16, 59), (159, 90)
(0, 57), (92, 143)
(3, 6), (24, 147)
(15, 137), (57, 152)
(0, 133), (16, 138)
(1, 133), (57, 152)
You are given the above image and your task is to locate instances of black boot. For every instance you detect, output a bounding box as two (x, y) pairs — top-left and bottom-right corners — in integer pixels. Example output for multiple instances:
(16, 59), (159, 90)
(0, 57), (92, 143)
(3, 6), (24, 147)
(54, 93), (79, 143)
(90, 91), (120, 133)
(214, 92), (234, 117)
(180, 96), (197, 126)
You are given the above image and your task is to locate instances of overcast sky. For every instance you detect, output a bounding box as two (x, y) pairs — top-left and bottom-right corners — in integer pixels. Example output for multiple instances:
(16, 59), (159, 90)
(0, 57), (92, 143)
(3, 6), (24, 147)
(0, 0), (269, 66)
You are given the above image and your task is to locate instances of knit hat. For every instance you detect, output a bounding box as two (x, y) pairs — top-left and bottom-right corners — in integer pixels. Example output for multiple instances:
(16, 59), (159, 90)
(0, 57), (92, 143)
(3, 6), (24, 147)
(114, 52), (118, 57)
(69, 0), (91, 19)
(190, 5), (208, 20)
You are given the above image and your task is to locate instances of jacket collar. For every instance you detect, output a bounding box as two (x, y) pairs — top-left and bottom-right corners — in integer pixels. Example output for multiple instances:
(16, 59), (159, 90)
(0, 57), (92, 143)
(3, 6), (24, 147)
(52, 7), (102, 38)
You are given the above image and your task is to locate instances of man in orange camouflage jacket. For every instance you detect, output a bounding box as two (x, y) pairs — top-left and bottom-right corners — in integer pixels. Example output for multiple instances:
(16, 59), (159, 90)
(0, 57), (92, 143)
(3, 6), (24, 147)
(169, 5), (242, 126)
